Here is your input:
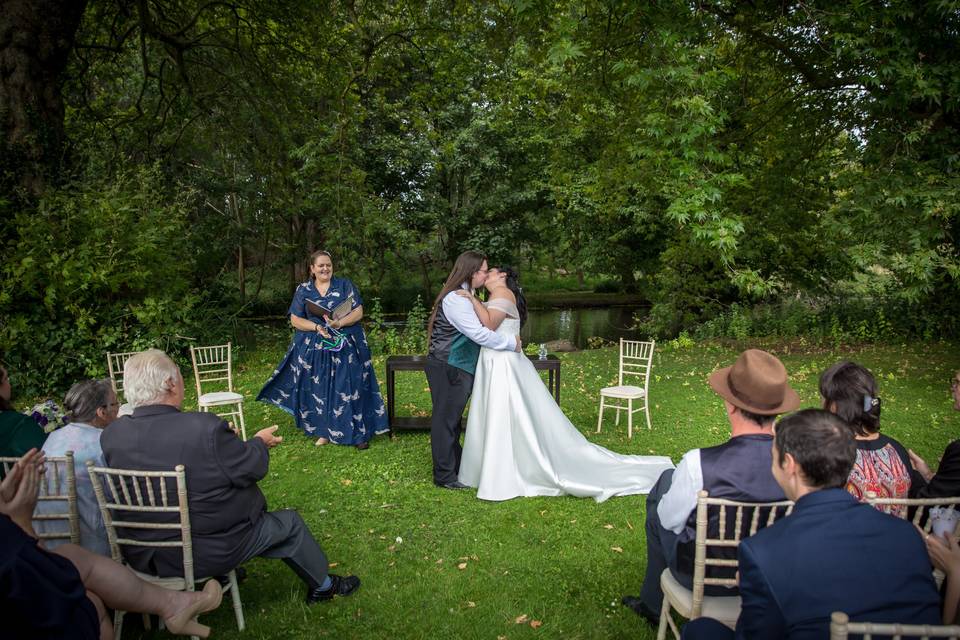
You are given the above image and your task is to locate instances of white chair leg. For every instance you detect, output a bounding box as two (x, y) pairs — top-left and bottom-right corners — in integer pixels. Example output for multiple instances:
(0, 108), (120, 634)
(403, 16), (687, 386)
(229, 569), (245, 630)
(645, 399), (652, 430)
(114, 610), (125, 640)
(597, 398), (605, 433)
(657, 597), (671, 640)
(235, 403), (247, 440)
(615, 404), (620, 426)
(627, 398), (633, 439)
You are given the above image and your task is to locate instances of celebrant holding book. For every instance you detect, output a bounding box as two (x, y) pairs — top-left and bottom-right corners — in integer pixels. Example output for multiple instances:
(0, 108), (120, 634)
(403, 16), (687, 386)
(257, 250), (389, 449)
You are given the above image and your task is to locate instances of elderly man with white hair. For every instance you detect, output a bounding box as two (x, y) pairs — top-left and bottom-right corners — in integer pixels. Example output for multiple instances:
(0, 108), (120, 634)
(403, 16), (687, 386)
(100, 349), (359, 604)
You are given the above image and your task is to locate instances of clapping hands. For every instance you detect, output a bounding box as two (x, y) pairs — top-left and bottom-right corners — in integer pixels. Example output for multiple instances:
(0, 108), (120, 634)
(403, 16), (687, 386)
(0, 448), (44, 534)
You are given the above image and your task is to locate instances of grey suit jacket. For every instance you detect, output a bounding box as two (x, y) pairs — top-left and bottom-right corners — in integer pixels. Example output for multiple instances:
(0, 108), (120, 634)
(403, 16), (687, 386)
(100, 404), (269, 577)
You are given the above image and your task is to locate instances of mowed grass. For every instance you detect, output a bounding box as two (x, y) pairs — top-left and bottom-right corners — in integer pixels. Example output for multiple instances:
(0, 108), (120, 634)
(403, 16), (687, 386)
(128, 332), (960, 639)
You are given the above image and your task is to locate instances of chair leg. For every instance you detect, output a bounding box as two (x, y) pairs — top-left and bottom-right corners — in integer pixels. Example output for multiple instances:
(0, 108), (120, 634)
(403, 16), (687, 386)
(597, 398), (605, 433)
(114, 610), (125, 640)
(236, 403), (247, 440)
(615, 404), (620, 426)
(229, 569), (245, 631)
(645, 399), (652, 430)
(627, 398), (633, 439)
(657, 597), (671, 640)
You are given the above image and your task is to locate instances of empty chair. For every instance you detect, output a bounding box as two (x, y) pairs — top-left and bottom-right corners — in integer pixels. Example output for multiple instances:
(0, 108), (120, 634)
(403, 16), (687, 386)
(87, 462), (244, 639)
(106, 350), (142, 416)
(190, 342), (246, 439)
(597, 339), (655, 437)
(658, 490), (794, 640)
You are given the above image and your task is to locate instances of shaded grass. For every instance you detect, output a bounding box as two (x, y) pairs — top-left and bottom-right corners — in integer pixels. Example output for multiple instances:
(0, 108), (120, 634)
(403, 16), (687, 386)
(127, 336), (960, 639)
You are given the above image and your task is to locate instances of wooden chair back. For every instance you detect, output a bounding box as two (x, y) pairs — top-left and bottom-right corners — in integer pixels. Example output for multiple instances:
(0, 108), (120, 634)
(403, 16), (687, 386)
(1, 453), (80, 544)
(87, 462), (195, 586)
(106, 351), (141, 402)
(691, 489), (795, 617)
(830, 611), (960, 639)
(618, 339), (655, 388)
(865, 492), (960, 536)
(190, 343), (234, 399)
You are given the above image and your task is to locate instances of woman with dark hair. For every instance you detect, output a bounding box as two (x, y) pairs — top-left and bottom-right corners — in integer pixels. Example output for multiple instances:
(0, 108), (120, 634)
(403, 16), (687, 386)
(456, 267), (673, 502)
(0, 366), (47, 458)
(819, 360), (920, 516)
(257, 250), (388, 450)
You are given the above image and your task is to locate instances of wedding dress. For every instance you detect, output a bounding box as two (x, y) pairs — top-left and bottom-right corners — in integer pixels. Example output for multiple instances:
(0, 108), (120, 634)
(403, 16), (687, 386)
(458, 299), (675, 502)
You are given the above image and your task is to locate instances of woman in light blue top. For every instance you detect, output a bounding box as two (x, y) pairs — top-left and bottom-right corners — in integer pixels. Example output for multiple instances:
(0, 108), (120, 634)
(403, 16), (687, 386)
(38, 379), (119, 556)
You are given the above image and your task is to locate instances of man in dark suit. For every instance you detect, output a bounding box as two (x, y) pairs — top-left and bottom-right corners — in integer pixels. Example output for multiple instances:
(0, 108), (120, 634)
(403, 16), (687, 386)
(682, 409), (941, 639)
(100, 349), (359, 604)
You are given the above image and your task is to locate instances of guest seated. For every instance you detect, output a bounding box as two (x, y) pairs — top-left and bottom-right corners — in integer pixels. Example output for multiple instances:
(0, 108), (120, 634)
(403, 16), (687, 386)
(820, 360), (921, 516)
(909, 371), (960, 499)
(622, 349), (800, 626)
(1, 449), (223, 639)
(682, 409), (941, 639)
(37, 379), (118, 555)
(100, 349), (360, 604)
(926, 530), (960, 624)
(0, 365), (47, 457)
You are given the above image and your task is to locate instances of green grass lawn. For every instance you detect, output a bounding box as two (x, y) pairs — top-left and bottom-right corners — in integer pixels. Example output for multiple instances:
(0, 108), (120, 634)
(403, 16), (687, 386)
(131, 333), (960, 639)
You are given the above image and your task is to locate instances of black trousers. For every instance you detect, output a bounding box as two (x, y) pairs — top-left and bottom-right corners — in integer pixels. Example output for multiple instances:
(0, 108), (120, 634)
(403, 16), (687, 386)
(237, 509), (329, 590)
(425, 356), (473, 485)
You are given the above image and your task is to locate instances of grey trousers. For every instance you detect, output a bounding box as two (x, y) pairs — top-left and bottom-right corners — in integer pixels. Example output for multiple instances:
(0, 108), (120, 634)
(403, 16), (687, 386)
(237, 510), (329, 589)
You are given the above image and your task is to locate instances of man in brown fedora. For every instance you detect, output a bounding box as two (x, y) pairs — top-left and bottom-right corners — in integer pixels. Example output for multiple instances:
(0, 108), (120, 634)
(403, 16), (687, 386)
(622, 349), (800, 626)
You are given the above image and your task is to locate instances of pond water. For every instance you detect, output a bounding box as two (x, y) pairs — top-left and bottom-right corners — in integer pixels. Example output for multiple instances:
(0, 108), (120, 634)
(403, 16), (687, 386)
(379, 305), (647, 349)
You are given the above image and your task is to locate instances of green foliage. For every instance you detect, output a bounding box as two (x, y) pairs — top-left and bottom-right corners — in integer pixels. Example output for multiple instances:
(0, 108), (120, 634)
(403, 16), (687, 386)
(0, 167), (226, 395)
(365, 296), (428, 356)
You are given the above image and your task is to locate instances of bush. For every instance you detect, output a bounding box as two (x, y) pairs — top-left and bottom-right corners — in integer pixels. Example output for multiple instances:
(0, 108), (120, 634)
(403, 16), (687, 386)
(365, 295), (428, 355)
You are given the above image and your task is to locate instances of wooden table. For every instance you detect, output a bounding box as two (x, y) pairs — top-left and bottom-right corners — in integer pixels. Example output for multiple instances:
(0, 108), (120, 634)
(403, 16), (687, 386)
(385, 354), (561, 430)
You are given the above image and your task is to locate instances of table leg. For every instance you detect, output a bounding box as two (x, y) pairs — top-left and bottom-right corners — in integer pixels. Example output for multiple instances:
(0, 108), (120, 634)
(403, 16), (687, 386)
(554, 365), (561, 405)
(387, 367), (396, 427)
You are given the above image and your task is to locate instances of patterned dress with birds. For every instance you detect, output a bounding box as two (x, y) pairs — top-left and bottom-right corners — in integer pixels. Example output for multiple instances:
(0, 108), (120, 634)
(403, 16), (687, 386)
(257, 276), (388, 445)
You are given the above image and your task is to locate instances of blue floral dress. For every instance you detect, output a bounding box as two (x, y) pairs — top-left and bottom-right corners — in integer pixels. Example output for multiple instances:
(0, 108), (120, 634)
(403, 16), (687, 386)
(257, 277), (389, 445)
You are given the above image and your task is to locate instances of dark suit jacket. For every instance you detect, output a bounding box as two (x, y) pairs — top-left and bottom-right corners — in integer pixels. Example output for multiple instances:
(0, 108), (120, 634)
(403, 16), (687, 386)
(100, 404), (269, 577)
(733, 488), (940, 639)
(911, 440), (960, 499)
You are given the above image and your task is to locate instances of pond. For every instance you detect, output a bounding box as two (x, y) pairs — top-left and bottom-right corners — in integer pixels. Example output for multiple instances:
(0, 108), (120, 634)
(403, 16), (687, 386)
(378, 305), (647, 350)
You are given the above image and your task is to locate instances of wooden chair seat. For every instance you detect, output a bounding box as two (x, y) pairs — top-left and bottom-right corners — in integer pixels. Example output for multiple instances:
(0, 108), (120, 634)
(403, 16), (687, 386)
(600, 385), (646, 398)
(659, 570), (740, 628)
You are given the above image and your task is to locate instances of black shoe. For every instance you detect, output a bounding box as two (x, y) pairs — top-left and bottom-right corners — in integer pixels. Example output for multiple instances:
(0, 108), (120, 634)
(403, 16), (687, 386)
(356, 442), (370, 450)
(214, 566), (247, 588)
(307, 575), (361, 604)
(434, 480), (469, 490)
(622, 595), (660, 627)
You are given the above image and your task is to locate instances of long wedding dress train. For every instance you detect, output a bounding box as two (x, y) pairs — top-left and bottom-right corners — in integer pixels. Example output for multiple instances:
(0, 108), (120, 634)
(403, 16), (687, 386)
(458, 301), (674, 502)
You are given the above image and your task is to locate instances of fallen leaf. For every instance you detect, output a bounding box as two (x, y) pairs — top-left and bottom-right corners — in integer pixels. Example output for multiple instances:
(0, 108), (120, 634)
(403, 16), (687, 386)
(515, 614), (529, 624)
(328, 562), (338, 568)
(340, 478), (352, 486)
(466, 601), (476, 608)
(387, 545), (396, 552)
(457, 562), (467, 570)
(530, 620), (543, 629)
(603, 524), (614, 529)
(611, 546), (623, 553)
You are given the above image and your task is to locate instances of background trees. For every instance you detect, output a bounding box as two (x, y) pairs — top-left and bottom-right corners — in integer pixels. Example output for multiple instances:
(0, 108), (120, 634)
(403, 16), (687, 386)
(1, 0), (958, 393)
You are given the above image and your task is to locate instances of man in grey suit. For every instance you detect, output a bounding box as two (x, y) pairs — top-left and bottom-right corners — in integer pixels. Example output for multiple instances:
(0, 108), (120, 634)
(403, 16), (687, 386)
(100, 349), (359, 604)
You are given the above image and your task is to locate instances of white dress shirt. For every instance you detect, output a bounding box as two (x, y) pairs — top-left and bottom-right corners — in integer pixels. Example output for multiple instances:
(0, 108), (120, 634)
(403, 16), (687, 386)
(657, 448), (704, 534)
(441, 286), (515, 352)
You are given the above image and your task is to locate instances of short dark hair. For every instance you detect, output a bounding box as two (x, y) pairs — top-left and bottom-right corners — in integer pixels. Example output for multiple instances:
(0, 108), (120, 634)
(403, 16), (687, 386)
(819, 361), (880, 437)
(775, 409), (856, 489)
(740, 407), (776, 428)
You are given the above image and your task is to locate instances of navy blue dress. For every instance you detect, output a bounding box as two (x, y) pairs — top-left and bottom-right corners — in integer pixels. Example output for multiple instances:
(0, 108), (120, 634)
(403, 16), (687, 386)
(257, 277), (389, 445)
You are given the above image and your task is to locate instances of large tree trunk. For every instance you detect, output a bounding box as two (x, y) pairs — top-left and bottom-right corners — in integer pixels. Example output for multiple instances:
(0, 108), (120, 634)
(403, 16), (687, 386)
(0, 0), (87, 196)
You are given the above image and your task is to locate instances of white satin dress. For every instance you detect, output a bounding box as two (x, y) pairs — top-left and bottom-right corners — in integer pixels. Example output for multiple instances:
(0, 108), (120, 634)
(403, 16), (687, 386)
(457, 299), (675, 502)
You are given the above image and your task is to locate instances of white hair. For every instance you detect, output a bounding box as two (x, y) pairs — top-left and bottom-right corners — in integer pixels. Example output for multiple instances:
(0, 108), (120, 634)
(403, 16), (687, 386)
(123, 349), (181, 408)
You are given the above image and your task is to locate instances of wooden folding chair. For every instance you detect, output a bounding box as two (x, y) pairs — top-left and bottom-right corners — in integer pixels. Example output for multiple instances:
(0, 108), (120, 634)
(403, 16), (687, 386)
(830, 611), (960, 639)
(597, 339), (655, 437)
(1, 453), (79, 545)
(190, 342), (246, 439)
(106, 350), (142, 416)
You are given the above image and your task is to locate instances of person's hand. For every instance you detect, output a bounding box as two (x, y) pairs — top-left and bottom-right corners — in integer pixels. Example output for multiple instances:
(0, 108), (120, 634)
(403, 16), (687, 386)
(0, 449), (42, 532)
(322, 314), (342, 330)
(255, 425), (283, 448)
(514, 336), (523, 352)
(909, 449), (935, 482)
(926, 530), (960, 576)
(454, 289), (473, 299)
(315, 322), (331, 339)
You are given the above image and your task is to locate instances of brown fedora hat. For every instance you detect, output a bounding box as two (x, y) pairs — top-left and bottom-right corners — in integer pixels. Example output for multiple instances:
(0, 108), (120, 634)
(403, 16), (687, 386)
(708, 349), (800, 415)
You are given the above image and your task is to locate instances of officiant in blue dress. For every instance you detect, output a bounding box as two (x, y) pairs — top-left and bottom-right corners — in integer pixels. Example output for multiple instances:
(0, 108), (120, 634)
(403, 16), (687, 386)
(257, 250), (389, 449)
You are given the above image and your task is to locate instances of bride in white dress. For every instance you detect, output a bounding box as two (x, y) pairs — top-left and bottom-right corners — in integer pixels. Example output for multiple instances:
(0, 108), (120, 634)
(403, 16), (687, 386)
(456, 267), (674, 502)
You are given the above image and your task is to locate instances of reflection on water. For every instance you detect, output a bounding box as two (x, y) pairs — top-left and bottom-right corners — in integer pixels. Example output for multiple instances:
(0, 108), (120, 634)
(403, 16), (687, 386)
(521, 306), (645, 349)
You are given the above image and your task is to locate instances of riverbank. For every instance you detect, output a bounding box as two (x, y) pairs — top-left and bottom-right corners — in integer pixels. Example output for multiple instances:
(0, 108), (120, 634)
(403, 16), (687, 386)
(524, 290), (647, 309)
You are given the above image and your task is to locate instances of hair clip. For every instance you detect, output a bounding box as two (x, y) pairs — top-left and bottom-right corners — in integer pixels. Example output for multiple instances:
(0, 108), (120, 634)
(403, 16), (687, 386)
(863, 395), (879, 412)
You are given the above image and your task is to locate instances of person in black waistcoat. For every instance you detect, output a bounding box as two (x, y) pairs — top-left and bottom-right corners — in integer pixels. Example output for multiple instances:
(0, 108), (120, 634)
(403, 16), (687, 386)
(100, 349), (360, 605)
(424, 251), (522, 489)
(622, 349), (800, 626)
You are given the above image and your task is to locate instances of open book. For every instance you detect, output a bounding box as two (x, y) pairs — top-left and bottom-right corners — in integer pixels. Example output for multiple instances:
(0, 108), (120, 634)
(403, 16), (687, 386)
(306, 293), (355, 322)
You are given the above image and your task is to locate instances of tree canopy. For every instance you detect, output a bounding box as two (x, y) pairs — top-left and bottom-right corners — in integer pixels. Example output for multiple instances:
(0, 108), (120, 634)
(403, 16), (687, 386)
(1, 0), (958, 391)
